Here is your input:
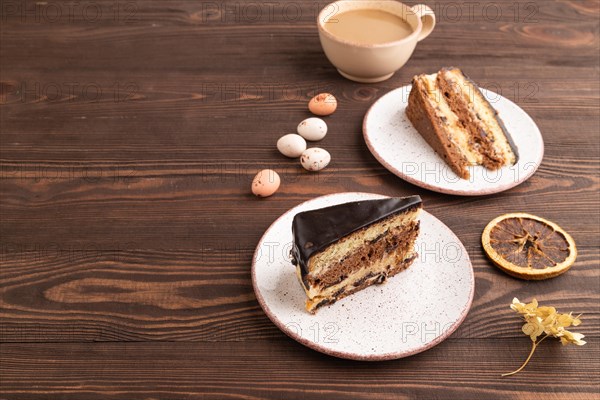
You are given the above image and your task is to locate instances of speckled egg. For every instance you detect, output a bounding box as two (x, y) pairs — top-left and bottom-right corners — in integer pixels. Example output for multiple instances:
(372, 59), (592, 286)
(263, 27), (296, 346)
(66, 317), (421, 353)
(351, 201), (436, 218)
(277, 134), (306, 158)
(300, 148), (331, 172)
(308, 93), (337, 116)
(297, 118), (328, 141)
(252, 169), (280, 197)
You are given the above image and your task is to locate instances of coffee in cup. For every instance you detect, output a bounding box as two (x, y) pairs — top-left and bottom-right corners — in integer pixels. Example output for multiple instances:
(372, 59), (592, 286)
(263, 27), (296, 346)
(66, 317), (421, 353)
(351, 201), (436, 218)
(318, 1), (436, 83)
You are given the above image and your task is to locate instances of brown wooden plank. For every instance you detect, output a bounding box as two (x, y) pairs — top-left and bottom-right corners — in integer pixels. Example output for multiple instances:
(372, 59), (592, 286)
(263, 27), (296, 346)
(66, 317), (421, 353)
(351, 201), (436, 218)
(1, 156), (598, 249)
(1, 341), (599, 400)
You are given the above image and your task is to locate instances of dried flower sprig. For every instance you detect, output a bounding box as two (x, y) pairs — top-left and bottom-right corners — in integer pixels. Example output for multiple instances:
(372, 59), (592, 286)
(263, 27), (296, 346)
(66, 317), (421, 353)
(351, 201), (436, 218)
(503, 298), (586, 377)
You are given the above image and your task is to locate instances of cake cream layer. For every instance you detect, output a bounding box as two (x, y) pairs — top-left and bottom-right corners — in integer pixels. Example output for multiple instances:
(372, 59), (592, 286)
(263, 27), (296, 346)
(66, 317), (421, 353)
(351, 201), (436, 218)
(407, 75), (473, 179)
(437, 68), (517, 168)
(290, 196), (422, 313)
(302, 249), (417, 313)
(297, 209), (420, 313)
(421, 73), (482, 165)
(406, 67), (518, 179)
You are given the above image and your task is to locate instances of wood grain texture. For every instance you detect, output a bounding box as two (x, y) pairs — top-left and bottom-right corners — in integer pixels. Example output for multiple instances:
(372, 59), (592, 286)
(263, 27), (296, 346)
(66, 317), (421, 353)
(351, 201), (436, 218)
(1, 0), (599, 398)
(1, 341), (600, 400)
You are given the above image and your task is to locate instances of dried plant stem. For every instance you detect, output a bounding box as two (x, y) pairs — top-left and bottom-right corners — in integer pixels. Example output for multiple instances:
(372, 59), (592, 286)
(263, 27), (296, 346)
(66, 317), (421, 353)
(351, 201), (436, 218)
(502, 335), (549, 377)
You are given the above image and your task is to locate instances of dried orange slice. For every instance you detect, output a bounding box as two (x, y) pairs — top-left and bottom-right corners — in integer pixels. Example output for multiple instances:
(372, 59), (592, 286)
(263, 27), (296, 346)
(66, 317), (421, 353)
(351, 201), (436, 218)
(482, 213), (577, 280)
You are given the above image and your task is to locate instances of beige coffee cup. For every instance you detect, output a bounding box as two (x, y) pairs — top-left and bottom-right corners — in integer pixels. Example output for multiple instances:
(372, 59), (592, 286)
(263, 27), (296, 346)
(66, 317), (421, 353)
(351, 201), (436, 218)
(318, 1), (436, 83)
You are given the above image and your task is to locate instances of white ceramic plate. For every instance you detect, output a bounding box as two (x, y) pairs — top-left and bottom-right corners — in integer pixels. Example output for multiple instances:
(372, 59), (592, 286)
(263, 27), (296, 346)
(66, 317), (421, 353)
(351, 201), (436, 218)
(363, 86), (544, 195)
(252, 192), (474, 361)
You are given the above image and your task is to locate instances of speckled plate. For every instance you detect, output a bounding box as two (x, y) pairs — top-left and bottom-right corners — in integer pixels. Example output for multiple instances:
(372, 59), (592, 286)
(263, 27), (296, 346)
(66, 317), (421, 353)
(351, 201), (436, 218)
(252, 192), (474, 361)
(363, 85), (544, 195)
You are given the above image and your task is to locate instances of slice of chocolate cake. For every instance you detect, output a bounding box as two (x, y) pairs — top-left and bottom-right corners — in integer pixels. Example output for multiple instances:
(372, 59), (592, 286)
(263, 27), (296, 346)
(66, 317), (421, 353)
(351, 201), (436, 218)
(406, 67), (518, 179)
(291, 196), (422, 313)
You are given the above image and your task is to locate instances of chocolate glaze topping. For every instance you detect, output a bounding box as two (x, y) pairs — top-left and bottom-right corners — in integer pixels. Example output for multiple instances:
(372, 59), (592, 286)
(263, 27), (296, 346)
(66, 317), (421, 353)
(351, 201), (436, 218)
(291, 196), (422, 275)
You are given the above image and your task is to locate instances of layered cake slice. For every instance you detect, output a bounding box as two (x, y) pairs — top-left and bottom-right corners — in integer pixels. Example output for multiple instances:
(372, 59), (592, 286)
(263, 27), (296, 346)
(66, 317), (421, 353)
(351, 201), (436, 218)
(291, 196), (422, 313)
(406, 67), (518, 179)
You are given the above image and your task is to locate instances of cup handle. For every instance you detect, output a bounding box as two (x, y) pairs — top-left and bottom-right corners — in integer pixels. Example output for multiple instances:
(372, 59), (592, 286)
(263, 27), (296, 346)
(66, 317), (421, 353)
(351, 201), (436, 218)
(411, 4), (436, 42)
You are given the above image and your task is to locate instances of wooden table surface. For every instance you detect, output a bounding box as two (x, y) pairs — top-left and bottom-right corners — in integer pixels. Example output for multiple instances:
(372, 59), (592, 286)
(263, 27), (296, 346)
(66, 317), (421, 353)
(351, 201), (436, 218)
(1, 0), (599, 398)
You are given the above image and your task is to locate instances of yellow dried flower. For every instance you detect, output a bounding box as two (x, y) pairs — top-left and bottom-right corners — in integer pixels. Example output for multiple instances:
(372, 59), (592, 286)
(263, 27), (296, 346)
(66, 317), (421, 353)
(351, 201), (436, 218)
(522, 318), (544, 341)
(510, 297), (538, 317)
(535, 306), (557, 319)
(503, 298), (586, 376)
(556, 312), (580, 328)
(559, 330), (586, 346)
